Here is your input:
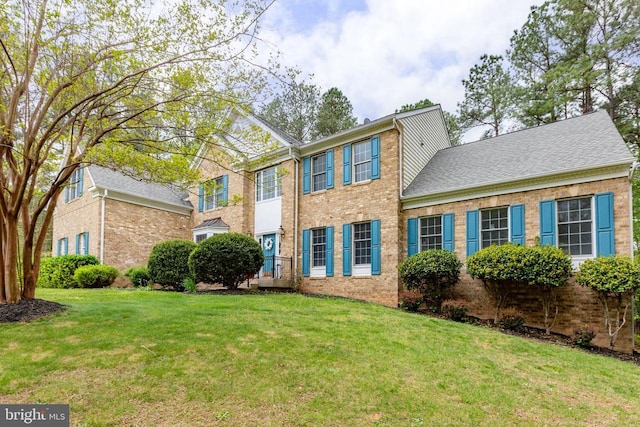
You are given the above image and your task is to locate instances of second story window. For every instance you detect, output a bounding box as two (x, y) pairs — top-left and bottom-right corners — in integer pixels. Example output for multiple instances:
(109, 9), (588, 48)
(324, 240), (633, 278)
(312, 154), (327, 192)
(256, 166), (281, 201)
(205, 177), (225, 211)
(66, 168), (84, 202)
(353, 141), (371, 183)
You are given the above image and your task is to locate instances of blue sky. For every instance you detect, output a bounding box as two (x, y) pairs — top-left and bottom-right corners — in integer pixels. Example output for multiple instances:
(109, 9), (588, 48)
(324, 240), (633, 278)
(260, 0), (543, 141)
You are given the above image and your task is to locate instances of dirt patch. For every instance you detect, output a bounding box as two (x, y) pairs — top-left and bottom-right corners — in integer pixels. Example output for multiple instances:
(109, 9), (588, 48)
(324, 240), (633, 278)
(0, 298), (67, 323)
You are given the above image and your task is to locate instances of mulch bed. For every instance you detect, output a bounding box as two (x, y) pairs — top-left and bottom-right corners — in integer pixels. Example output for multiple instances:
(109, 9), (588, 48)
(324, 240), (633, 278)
(0, 298), (67, 323)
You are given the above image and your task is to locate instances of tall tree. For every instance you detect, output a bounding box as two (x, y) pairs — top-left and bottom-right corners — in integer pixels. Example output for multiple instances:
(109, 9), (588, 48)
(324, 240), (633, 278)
(259, 72), (321, 142)
(311, 87), (358, 140)
(397, 98), (462, 145)
(458, 54), (515, 138)
(0, 0), (276, 303)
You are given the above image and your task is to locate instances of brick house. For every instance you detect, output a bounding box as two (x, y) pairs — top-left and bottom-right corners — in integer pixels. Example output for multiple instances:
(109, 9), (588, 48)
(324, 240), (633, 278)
(52, 107), (636, 351)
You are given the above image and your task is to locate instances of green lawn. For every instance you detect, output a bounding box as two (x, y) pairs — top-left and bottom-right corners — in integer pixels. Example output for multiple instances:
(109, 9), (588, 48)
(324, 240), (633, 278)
(1, 289), (639, 426)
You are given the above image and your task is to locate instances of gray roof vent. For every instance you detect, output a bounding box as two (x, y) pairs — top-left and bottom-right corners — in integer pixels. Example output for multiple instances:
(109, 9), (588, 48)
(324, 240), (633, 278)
(364, 118), (370, 124)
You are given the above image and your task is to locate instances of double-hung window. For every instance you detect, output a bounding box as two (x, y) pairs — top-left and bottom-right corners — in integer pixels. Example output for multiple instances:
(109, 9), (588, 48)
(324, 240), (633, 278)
(66, 168), (84, 202)
(540, 193), (614, 264)
(466, 205), (525, 256)
(420, 216), (442, 251)
(480, 207), (509, 248)
(57, 238), (68, 256)
(256, 166), (281, 201)
(312, 154), (327, 192)
(76, 232), (89, 255)
(342, 220), (380, 276)
(204, 177), (225, 211)
(312, 228), (327, 271)
(353, 222), (372, 267)
(557, 197), (593, 256)
(353, 141), (371, 183)
(198, 175), (228, 212)
(343, 137), (379, 185)
(302, 226), (334, 277)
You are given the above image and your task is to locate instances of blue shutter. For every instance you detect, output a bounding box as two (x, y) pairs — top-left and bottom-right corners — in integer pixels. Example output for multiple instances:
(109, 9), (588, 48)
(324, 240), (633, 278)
(84, 232), (90, 255)
(77, 167), (84, 197)
(466, 210), (479, 257)
(509, 204), (525, 245)
(198, 183), (204, 212)
(342, 223), (351, 276)
(595, 192), (615, 256)
(342, 145), (351, 185)
(443, 213), (455, 251)
(65, 187), (69, 203)
(326, 226), (334, 277)
(303, 157), (311, 194)
(539, 200), (556, 246)
(75, 233), (81, 255)
(371, 219), (381, 275)
(57, 239), (62, 256)
(221, 175), (228, 204)
(407, 218), (418, 256)
(302, 229), (310, 277)
(370, 136), (380, 180)
(326, 150), (334, 189)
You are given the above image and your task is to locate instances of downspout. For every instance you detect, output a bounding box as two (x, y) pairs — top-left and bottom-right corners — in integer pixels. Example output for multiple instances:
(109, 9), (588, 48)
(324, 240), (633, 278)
(100, 189), (107, 264)
(289, 147), (299, 276)
(628, 161), (637, 352)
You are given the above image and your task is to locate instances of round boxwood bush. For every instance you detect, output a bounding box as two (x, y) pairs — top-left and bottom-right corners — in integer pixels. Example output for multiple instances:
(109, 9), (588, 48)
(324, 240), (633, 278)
(124, 266), (151, 287)
(37, 255), (100, 288)
(188, 232), (264, 289)
(74, 265), (119, 288)
(147, 239), (197, 291)
(398, 249), (462, 312)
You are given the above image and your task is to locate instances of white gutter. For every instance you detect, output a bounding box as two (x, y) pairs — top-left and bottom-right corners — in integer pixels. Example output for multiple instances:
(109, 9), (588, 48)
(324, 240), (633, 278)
(100, 189), (107, 263)
(289, 147), (300, 275)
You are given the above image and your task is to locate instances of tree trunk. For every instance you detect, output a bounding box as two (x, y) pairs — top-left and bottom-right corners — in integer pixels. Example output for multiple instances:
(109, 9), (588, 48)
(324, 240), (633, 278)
(2, 216), (21, 303)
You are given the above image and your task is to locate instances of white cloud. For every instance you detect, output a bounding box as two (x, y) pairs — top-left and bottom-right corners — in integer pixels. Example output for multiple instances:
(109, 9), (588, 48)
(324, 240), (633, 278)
(260, 0), (541, 134)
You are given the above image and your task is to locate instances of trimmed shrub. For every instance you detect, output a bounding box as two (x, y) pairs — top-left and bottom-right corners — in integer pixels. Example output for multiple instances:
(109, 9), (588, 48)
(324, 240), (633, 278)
(577, 255), (640, 349)
(398, 249), (462, 312)
(74, 265), (119, 288)
(498, 307), (525, 331)
(188, 232), (263, 290)
(124, 266), (151, 287)
(399, 290), (423, 312)
(573, 324), (596, 348)
(148, 239), (197, 291)
(441, 299), (469, 322)
(522, 245), (572, 334)
(467, 243), (572, 328)
(37, 255), (100, 288)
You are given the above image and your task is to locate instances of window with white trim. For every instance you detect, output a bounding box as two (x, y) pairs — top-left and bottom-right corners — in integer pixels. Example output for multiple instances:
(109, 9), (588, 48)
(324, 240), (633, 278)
(195, 234), (208, 243)
(204, 177), (225, 211)
(57, 238), (68, 256)
(68, 169), (82, 200)
(557, 197), (593, 256)
(77, 232), (89, 255)
(353, 222), (372, 268)
(256, 166), (281, 201)
(312, 154), (327, 192)
(311, 228), (327, 274)
(353, 141), (371, 183)
(420, 216), (442, 251)
(481, 207), (508, 248)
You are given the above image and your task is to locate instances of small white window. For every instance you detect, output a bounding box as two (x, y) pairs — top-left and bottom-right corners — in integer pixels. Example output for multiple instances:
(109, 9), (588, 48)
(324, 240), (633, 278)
(312, 154), (327, 192)
(256, 166), (282, 201)
(557, 197), (593, 256)
(420, 216), (443, 251)
(353, 141), (371, 183)
(481, 207), (508, 248)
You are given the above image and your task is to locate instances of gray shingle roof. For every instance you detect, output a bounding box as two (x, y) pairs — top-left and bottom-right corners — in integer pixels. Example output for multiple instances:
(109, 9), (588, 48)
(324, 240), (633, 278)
(253, 114), (301, 146)
(403, 111), (634, 198)
(193, 217), (229, 229)
(88, 166), (192, 209)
